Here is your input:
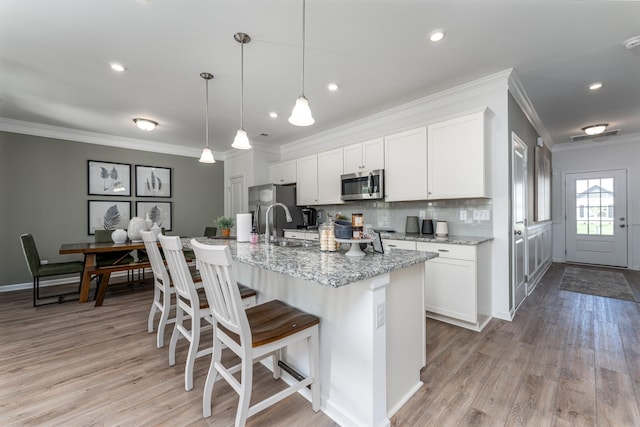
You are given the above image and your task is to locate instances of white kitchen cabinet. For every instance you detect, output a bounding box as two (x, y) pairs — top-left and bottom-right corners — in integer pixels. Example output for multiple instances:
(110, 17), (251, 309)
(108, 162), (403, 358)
(284, 230), (319, 241)
(382, 239), (416, 251)
(343, 138), (385, 174)
(427, 108), (489, 199)
(417, 241), (491, 331)
(270, 159), (297, 185)
(296, 149), (344, 206)
(296, 154), (319, 205)
(384, 127), (428, 201)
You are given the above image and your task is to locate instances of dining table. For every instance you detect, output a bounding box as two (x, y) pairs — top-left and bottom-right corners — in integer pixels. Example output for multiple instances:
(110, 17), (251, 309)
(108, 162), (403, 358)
(59, 241), (150, 306)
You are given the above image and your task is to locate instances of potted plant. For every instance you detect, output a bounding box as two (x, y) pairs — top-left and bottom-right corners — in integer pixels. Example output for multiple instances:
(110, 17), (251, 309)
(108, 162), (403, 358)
(216, 216), (234, 238)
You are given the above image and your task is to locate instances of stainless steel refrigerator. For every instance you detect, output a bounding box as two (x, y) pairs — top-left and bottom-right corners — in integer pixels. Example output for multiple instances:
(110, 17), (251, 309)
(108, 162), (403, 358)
(248, 184), (303, 238)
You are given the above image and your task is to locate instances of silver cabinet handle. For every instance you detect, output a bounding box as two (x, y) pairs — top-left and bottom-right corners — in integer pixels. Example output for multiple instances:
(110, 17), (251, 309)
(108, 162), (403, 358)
(437, 249), (450, 252)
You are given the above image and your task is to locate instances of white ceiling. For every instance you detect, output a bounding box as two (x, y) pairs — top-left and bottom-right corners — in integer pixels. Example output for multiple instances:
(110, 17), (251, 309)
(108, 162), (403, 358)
(1, 0), (639, 158)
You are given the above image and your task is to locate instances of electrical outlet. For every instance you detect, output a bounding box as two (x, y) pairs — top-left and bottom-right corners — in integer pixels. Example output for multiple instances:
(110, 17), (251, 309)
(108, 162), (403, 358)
(473, 210), (491, 221)
(376, 303), (385, 328)
(419, 210), (426, 220)
(459, 210), (467, 221)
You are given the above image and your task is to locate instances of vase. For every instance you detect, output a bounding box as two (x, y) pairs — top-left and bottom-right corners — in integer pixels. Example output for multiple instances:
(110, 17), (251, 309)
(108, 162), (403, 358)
(222, 228), (231, 238)
(143, 213), (153, 231)
(111, 229), (128, 244)
(150, 222), (162, 239)
(127, 216), (145, 242)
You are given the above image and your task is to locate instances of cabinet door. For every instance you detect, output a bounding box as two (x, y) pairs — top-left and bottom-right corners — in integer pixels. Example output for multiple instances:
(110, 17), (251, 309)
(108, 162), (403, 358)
(427, 110), (488, 199)
(271, 160), (297, 185)
(363, 138), (384, 171)
(296, 154), (318, 205)
(382, 239), (416, 251)
(317, 148), (344, 205)
(424, 257), (477, 323)
(384, 127), (427, 201)
(343, 143), (364, 174)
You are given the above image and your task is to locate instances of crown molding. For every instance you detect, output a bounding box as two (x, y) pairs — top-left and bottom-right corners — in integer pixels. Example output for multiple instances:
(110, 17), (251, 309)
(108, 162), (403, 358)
(507, 71), (553, 148)
(0, 117), (224, 160)
(279, 69), (512, 160)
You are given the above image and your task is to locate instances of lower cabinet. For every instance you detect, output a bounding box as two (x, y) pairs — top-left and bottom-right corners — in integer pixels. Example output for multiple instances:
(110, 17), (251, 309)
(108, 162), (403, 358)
(417, 241), (491, 332)
(284, 230), (319, 241)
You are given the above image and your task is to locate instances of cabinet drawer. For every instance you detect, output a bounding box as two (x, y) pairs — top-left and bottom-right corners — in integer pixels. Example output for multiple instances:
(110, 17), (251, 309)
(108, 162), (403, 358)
(383, 239), (416, 251)
(416, 242), (476, 261)
(284, 231), (306, 240)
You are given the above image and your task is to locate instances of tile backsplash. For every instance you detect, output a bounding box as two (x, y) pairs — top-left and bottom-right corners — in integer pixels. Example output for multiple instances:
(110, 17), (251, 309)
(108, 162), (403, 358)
(317, 199), (493, 237)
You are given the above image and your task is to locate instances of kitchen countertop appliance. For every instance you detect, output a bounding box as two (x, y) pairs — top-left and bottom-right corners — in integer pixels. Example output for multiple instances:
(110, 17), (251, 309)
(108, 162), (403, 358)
(301, 207), (318, 228)
(340, 169), (384, 201)
(248, 184), (303, 239)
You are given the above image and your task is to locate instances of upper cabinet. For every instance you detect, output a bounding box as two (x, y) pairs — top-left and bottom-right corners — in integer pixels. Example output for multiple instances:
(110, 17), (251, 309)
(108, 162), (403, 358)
(427, 109), (489, 199)
(296, 148), (344, 206)
(384, 127), (428, 201)
(270, 159), (297, 185)
(343, 138), (385, 174)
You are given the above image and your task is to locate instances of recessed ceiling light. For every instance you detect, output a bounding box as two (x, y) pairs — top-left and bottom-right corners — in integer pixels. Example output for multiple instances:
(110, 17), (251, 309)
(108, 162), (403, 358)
(429, 29), (445, 42)
(327, 83), (339, 91)
(269, 112), (278, 118)
(622, 35), (640, 50)
(110, 62), (126, 72)
(133, 118), (158, 131)
(582, 124), (608, 136)
(588, 82), (603, 91)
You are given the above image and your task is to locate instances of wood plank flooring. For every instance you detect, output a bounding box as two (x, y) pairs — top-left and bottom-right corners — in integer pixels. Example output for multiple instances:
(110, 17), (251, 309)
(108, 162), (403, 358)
(1, 263), (639, 426)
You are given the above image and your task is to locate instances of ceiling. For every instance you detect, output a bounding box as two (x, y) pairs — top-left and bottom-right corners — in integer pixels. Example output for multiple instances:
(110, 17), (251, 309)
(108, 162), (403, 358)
(1, 0), (639, 159)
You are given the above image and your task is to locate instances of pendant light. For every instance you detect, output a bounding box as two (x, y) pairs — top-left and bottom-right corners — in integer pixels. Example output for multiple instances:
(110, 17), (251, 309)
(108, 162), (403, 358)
(232, 32), (252, 150)
(289, 0), (314, 126)
(199, 72), (215, 163)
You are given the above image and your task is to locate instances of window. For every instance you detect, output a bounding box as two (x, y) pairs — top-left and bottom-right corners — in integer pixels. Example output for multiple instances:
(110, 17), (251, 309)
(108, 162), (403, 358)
(575, 178), (614, 236)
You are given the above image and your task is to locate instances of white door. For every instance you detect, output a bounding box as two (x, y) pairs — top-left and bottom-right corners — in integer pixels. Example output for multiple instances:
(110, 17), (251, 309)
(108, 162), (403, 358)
(565, 169), (627, 267)
(229, 175), (245, 225)
(512, 133), (527, 309)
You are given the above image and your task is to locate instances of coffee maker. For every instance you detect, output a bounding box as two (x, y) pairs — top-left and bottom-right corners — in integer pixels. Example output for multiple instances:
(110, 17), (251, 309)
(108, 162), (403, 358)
(301, 207), (318, 228)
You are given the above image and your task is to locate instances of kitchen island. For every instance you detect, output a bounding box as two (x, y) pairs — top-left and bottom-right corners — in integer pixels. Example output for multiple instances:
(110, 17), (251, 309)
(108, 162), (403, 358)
(189, 237), (437, 427)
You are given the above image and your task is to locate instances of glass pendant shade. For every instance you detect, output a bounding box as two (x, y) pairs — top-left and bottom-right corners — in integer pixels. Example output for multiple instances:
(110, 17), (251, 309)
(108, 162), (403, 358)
(288, 95), (315, 126)
(232, 128), (251, 150)
(199, 147), (215, 163)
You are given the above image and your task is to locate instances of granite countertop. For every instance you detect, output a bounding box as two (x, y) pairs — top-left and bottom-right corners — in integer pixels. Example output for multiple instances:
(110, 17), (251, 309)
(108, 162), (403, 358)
(185, 237), (437, 288)
(284, 228), (492, 245)
(378, 232), (493, 245)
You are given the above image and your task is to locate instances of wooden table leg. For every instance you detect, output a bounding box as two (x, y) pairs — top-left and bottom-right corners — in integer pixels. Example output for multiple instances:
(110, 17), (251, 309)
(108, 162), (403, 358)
(94, 271), (112, 307)
(78, 253), (96, 303)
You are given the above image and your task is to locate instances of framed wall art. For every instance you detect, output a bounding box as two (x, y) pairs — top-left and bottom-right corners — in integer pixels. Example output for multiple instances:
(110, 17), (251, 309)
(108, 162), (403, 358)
(136, 201), (172, 231)
(135, 165), (172, 197)
(88, 160), (131, 196)
(88, 200), (131, 235)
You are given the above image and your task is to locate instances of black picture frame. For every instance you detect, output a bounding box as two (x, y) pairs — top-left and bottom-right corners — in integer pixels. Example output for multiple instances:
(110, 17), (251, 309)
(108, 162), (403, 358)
(136, 201), (172, 231)
(135, 165), (172, 197)
(87, 200), (131, 235)
(87, 160), (131, 196)
(372, 232), (384, 254)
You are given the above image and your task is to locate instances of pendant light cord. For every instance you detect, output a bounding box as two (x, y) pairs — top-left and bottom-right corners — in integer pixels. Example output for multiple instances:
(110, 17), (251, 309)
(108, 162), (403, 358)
(240, 40), (244, 129)
(301, 0), (306, 96)
(205, 78), (210, 148)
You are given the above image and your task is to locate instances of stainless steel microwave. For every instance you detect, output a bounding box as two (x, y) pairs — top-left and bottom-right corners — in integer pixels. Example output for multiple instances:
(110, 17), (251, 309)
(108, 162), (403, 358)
(340, 169), (384, 201)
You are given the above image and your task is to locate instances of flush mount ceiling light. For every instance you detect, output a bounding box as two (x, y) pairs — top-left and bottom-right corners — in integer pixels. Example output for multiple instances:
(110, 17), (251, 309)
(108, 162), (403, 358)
(269, 112), (278, 118)
(582, 124), (609, 135)
(289, 0), (315, 127)
(110, 62), (126, 72)
(231, 32), (252, 150)
(133, 118), (157, 131)
(199, 72), (215, 164)
(623, 35), (640, 50)
(588, 82), (603, 91)
(429, 29), (445, 42)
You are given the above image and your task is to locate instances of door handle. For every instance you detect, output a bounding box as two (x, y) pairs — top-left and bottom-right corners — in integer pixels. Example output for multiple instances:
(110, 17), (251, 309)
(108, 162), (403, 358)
(514, 230), (522, 235)
(620, 224), (626, 228)
(620, 217), (625, 221)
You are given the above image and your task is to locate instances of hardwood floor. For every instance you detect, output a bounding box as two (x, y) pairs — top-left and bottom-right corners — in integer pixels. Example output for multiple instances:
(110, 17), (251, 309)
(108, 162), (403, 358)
(1, 263), (639, 426)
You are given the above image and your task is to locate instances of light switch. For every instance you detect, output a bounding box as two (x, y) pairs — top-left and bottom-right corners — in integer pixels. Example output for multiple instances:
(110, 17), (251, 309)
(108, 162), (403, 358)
(459, 210), (467, 220)
(473, 210), (491, 220)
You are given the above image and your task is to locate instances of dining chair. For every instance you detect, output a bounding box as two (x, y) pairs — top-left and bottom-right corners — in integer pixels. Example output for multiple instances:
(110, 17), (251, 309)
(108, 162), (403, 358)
(20, 233), (85, 307)
(141, 230), (177, 348)
(159, 235), (257, 392)
(190, 240), (320, 424)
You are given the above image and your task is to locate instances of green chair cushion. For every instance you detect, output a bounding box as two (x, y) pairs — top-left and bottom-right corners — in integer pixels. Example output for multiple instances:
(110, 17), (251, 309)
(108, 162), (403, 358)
(36, 261), (84, 277)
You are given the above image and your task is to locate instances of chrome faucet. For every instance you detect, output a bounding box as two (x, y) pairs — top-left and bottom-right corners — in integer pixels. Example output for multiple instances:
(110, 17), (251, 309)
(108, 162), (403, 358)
(264, 203), (293, 243)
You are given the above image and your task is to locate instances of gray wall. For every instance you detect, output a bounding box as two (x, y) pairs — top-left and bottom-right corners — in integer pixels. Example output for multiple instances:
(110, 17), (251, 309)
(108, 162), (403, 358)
(508, 93), (546, 224)
(0, 131), (225, 287)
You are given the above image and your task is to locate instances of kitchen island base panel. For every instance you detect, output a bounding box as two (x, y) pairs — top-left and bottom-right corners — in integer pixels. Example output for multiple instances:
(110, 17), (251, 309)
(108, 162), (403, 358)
(235, 262), (425, 427)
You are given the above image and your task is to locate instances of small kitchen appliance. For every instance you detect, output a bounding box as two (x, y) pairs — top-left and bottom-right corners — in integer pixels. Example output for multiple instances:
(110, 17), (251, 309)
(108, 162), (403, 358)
(301, 207), (318, 228)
